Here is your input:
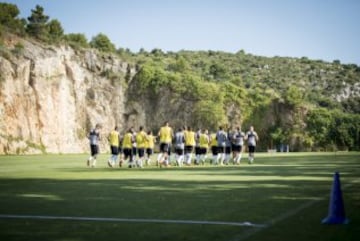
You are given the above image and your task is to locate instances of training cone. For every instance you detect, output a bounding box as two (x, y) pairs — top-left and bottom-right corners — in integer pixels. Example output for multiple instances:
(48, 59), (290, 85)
(322, 172), (349, 224)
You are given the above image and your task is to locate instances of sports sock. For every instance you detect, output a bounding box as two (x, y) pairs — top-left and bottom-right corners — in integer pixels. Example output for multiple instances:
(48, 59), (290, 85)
(157, 154), (162, 166)
(138, 159), (143, 168)
(179, 155), (184, 166)
(220, 153), (225, 165)
(184, 153), (189, 165)
(216, 153), (223, 165)
(201, 155), (207, 165)
(224, 154), (230, 165)
(112, 155), (117, 165)
(195, 155), (200, 165)
(212, 155), (217, 165)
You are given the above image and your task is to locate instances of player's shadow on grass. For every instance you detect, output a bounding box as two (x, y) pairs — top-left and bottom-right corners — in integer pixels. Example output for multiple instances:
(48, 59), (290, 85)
(0, 175), (358, 241)
(0, 176), (332, 217)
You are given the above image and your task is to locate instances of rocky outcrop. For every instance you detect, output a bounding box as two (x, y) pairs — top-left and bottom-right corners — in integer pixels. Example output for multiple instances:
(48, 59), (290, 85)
(0, 37), (135, 154)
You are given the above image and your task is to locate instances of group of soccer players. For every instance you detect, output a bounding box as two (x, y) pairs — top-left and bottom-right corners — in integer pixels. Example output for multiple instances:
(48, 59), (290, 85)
(86, 122), (259, 168)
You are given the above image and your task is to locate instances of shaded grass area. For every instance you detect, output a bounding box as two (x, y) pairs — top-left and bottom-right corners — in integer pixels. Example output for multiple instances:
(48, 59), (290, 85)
(244, 183), (360, 241)
(0, 153), (359, 241)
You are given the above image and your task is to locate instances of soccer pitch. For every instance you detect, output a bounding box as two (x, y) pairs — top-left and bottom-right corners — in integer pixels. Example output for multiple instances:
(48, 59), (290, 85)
(0, 152), (359, 241)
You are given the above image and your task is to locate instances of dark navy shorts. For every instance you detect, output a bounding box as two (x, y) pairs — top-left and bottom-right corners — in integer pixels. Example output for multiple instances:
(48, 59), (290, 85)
(160, 143), (170, 153)
(111, 146), (119, 155)
(90, 145), (99, 156)
(248, 146), (256, 153)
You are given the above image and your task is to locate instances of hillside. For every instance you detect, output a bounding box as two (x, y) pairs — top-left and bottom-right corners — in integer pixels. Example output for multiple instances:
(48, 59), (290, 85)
(127, 50), (360, 151)
(0, 34), (135, 153)
(1, 33), (359, 153)
(0, 2), (359, 153)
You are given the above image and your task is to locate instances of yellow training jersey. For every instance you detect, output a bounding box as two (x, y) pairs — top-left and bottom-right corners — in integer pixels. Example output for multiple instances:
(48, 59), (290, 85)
(109, 130), (120, 147)
(184, 131), (195, 146)
(145, 135), (155, 149)
(210, 133), (217, 147)
(136, 131), (147, 148)
(122, 133), (133, 149)
(159, 126), (172, 143)
(199, 134), (209, 148)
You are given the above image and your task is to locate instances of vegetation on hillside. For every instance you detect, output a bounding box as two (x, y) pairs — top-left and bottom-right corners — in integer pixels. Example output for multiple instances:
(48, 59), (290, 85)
(130, 51), (360, 151)
(1, 2), (359, 151)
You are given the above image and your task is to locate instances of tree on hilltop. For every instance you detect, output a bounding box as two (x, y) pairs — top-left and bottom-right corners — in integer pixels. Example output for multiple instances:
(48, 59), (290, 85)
(90, 33), (116, 53)
(26, 5), (49, 40)
(0, 2), (26, 35)
(47, 19), (64, 42)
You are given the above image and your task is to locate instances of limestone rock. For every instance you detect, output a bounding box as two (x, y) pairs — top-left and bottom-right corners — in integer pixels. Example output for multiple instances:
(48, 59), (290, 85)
(0, 38), (130, 154)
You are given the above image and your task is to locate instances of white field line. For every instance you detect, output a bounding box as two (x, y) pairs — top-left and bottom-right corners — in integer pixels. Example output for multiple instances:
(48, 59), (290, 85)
(230, 179), (359, 241)
(0, 180), (356, 239)
(0, 214), (266, 228)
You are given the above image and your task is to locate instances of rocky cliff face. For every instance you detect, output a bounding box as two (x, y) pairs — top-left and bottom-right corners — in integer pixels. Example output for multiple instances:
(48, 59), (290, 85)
(0, 36), (135, 154)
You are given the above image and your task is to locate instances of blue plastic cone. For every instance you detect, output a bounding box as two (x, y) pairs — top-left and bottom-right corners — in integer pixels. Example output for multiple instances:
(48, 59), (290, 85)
(322, 172), (349, 224)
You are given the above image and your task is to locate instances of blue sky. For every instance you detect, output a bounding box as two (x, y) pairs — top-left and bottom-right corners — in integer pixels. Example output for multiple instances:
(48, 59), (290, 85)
(5, 0), (360, 64)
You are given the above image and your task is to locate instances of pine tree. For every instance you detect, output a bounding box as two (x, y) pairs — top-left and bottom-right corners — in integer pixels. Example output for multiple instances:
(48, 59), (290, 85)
(47, 19), (64, 42)
(0, 2), (26, 35)
(26, 5), (49, 40)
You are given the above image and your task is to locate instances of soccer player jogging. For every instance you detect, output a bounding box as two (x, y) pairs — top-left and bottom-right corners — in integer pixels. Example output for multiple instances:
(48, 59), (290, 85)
(210, 132), (218, 165)
(86, 123), (101, 168)
(199, 129), (210, 165)
(224, 130), (232, 165)
(119, 134), (124, 167)
(194, 128), (201, 165)
(246, 126), (259, 164)
(145, 131), (155, 166)
(136, 126), (147, 168)
(232, 126), (245, 165)
(216, 126), (227, 165)
(184, 126), (196, 166)
(118, 133), (124, 167)
(157, 121), (173, 167)
(107, 126), (120, 167)
(174, 127), (185, 167)
(131, 127), (137, 166)
(122, 128), (135, 168)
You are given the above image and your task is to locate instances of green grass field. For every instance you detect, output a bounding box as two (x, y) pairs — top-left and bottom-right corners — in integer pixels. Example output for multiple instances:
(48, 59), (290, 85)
(0, 152), (359, 241)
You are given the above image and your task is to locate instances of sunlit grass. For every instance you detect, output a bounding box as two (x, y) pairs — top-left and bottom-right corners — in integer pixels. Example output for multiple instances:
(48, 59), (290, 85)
(0, 152), (359, 241)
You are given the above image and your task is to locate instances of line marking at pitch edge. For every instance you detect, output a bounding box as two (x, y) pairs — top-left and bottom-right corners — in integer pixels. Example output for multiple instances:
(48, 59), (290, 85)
(0, 214), (267, 228)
